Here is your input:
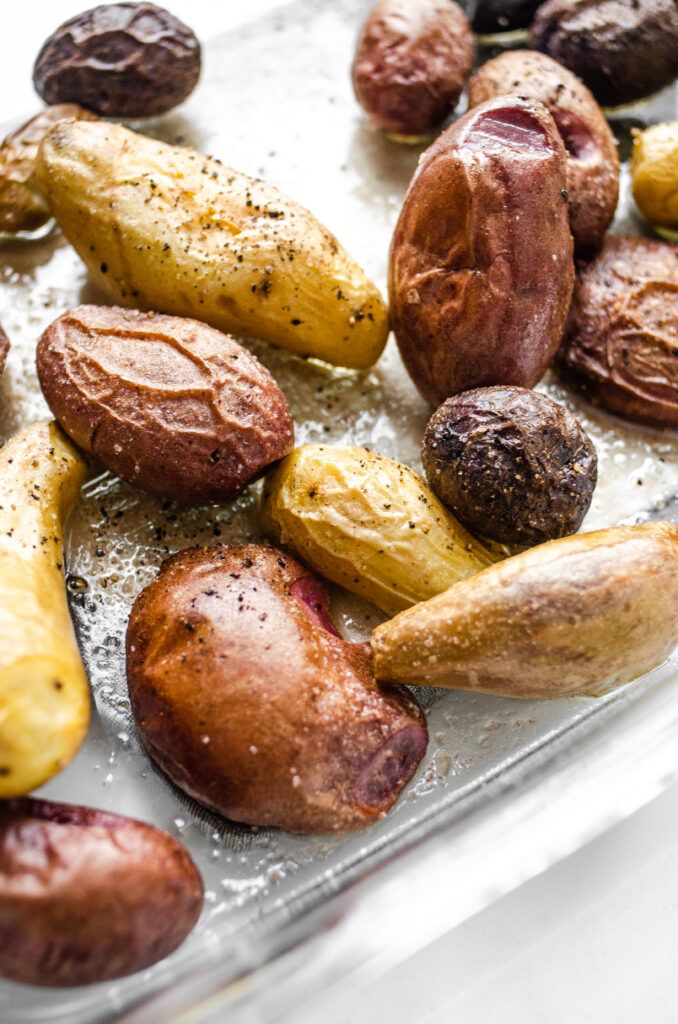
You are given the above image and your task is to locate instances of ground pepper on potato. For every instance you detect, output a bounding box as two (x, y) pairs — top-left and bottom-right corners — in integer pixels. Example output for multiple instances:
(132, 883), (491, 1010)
(422, 387), (597, 547)
(35, 120), (389, 369)
(126, 544), (428, 833)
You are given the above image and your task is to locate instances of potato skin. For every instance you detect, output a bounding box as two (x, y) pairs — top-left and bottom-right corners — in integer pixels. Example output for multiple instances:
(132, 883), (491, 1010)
(33, 2), (201, 117)
(556, 235), (678, 427)
(467, 0), (544, 34)
(468, 51), (619, 251)
(422, 387), (597, 546)
(0, 798), (204, 987)
(37, 305), (294, 504)
(0, 323), (8, 377)
(352, 0), (474, 137)
(531, 0), (678, 108)
(126, 545), (428, 833)
(388, 94), (574, 406)
(372, 522), (678, 698)
(0, 105), (97, 235)
(261, 444), (498, 617)
(35, 120), (388, 369)
(630, 123), (678, 231)
(0, 422), (89, 798)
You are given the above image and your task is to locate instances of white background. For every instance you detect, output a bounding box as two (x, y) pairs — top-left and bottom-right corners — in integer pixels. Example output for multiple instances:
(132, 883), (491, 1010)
(3, 3), (678, 1022)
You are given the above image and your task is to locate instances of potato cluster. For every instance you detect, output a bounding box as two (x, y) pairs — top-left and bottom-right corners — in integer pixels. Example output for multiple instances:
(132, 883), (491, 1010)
(2, 0), (678, 998)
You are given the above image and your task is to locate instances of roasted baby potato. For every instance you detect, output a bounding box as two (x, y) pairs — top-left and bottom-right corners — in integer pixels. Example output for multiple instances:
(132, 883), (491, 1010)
(126, 545), (428, 833)
(37, 305), (294, 505)
(467, 0), (544, 34)
(33, 3), (200, 118)
(531, 0), (678, 108)
(0, 797), (204, 986)
(630, 123), (678, 232)
(372, 522), (678, 698)
(0, 104), (96, 235)
(388, 95), (574, 406)
(35, 120), (389, 369)
(468, 50), (619, 251)
(557, 235), (678, 427)
(261, 444), (500, 617)
(352, 0), (474, 138)
(0, 421), (89, 797)
(422, 387), (597, 547)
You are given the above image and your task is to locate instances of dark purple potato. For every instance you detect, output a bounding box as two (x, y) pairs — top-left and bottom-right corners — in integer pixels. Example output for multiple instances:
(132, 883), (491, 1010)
(33, 2), (201, 117)
(468, 0), (545, 34)
(352, 0), (474, 137)
(126, 544), (428, 833)
(530, 0), (678, 108)
(422, 386), (597, 546)
(0, 798), (204, 987)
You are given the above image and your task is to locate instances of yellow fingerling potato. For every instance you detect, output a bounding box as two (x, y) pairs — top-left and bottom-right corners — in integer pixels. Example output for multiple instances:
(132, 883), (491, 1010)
(261, 444), (499, 617)
(0, 421), (89, 796)
(35, 120), (389, 369)
(372, 522), (678, 698)
(631, 123), (678, 232)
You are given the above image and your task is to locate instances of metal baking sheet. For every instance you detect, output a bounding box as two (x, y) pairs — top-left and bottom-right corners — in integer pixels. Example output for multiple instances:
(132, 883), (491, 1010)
(2, 2), (678, 1021)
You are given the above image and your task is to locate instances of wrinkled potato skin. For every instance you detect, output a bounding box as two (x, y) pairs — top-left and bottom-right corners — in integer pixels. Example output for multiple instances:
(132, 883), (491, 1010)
(468, 0), (544, 34)
(35, 120), (388, 369)
(352, 0), (474, 137)
(0, 798), (204, 986)
(127, 545), (428, 833)
(557, 235), (678, 427)
(0, 324), (8, 377)
(388, 95), (574, 407)
(468, 51), (619, 251)
(422, 387), (597, 546)
(33, 2), (201, 118)
(0, 422), (89, 797)
(0, 104), (96, 234)
(531, 0), (678, 108)
(261, 444), (499, 617)
(372, 523), (678, 698)
(37, 305), (294, 504)
(630, 123), (678, 230)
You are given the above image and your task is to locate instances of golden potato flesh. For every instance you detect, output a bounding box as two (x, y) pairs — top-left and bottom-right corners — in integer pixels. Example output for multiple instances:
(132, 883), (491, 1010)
(261, 444), (499, 617)
(35, 120), (389, 369)
(0, 421), (89, 797)
(631, 123), (678, 231)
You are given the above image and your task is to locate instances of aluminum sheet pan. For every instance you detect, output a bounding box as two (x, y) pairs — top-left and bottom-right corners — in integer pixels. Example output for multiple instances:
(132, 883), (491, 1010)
(2, 2), (678, 1021)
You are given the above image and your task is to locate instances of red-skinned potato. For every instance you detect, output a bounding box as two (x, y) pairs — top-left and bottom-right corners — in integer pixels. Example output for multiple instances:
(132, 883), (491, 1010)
(37, 305), (294, 504)
(388, 94), (574, 406)
(468, 51), (619, 251)
(0, 798), (203, 987)
(126, 545), (428, 833)
(556, 234), (678, 427)
(351, 0), (474, 138)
